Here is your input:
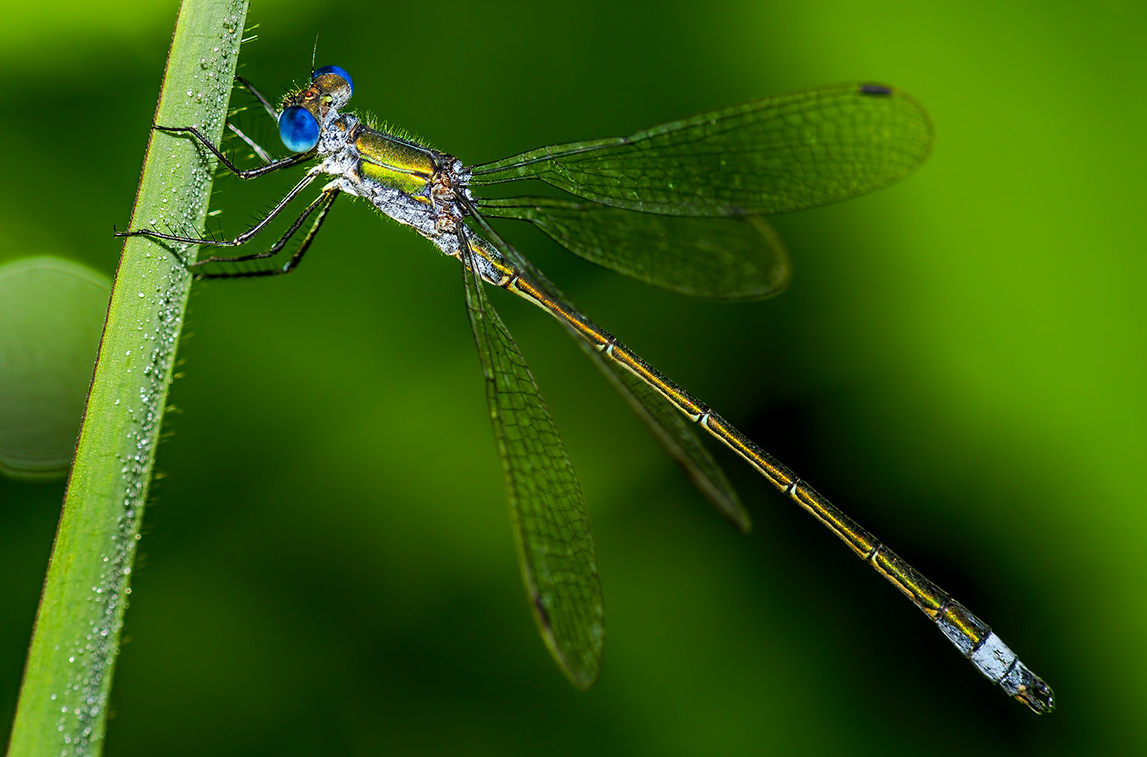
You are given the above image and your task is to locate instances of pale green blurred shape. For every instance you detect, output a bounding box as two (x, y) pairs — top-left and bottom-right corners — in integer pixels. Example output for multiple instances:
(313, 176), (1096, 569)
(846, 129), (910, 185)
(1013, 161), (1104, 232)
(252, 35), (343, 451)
(0, 257), (109, 478)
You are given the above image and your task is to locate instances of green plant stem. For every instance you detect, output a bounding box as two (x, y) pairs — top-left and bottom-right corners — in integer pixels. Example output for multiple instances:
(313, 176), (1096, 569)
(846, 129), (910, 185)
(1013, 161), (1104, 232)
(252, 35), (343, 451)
(7, 1), (248, 754)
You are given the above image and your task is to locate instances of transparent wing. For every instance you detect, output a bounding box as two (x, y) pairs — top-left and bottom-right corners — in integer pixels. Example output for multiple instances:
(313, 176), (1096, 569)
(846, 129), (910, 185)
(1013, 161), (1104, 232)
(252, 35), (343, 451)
(461, 202), (751, 531)
(478, 197), (789, 301)
(459, 230), (604, 688)
(470, 83), (932, 217)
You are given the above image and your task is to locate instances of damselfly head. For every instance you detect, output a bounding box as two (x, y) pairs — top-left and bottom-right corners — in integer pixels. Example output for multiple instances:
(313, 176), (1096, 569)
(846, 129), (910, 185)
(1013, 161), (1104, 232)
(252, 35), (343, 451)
(277, 65), (354, 153)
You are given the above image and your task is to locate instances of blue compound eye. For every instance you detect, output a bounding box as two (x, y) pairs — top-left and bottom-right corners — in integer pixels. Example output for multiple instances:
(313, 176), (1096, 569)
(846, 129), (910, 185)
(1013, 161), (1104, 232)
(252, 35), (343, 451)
(279, 106), (320, 153)
(313, 65), (353, 98)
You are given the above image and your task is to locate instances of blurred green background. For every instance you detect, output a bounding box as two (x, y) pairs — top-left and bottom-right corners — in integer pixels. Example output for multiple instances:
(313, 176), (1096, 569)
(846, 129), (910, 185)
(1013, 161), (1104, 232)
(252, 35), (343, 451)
(3, 0), (1144, 753)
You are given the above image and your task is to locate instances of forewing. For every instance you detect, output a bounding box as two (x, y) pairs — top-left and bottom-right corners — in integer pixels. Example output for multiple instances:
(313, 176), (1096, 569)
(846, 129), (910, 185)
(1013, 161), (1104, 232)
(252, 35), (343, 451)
(470, 83), (932, 217)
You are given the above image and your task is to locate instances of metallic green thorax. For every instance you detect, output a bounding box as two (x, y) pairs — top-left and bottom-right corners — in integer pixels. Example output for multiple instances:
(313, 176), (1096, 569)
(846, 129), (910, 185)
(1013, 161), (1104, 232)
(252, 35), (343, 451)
(356, 130), (437, 198)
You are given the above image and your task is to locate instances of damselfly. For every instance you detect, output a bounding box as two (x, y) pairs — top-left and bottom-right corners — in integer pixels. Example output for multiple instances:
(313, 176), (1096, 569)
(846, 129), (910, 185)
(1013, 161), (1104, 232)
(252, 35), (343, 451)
(119, 64), (1054, 712)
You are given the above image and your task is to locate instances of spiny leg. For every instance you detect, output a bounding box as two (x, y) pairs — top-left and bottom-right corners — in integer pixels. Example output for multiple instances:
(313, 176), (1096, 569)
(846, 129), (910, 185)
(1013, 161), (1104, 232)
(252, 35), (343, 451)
(148, 124), (312, 179)
(227, 76), (282, 164)
(195, 187), (340, 278)
(227, 122), (276, 165)
(115, 170), (320, 248)
(235, 75), (279, 121)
